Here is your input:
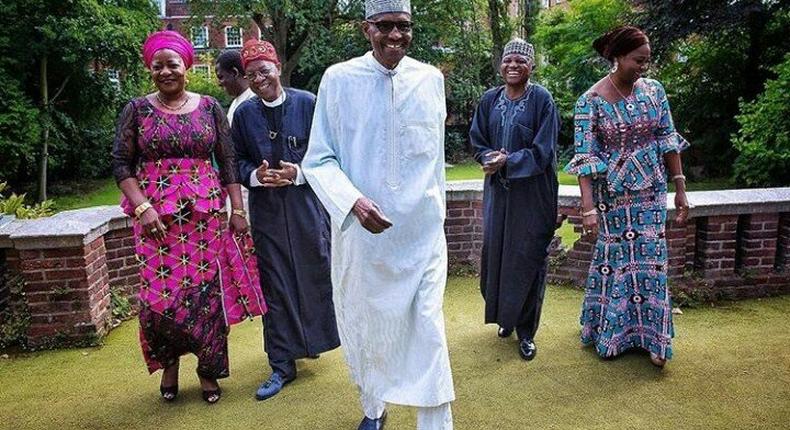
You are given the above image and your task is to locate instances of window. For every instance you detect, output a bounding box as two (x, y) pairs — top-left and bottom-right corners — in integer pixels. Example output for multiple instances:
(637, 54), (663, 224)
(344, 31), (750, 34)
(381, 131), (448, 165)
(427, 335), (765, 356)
(192, 64), (210, 77)
(154, 0), (166, 17)
(225, 26), (242, 48)
(107, 69), (120, 91)
(542, 0), (550, 7)
(191, 26), (209, 48)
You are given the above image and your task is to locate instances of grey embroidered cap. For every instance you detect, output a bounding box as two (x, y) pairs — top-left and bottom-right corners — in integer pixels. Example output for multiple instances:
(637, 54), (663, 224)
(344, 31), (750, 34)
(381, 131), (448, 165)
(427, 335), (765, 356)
(365, 0), (411, 19)
(502, 38), (535, 63)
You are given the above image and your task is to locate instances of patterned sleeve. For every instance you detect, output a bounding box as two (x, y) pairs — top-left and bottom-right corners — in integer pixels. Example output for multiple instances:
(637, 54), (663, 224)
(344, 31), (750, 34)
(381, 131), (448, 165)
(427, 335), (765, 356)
(110, 100), (139, 183)
(209, 97), (240, 185)
(564, 93), (607, 176)
(653, 80), (690, 154)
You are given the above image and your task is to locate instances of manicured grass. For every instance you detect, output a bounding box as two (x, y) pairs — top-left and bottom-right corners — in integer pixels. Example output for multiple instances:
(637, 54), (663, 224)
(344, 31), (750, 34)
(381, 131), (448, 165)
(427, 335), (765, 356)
(51, 178), (121, 212)
(446, 161), (578, 185)
(1, 278), (788, 429)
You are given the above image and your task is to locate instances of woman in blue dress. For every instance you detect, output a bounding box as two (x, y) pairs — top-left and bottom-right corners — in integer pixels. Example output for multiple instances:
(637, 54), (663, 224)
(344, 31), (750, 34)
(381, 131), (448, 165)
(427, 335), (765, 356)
(564, 26), (690, 367)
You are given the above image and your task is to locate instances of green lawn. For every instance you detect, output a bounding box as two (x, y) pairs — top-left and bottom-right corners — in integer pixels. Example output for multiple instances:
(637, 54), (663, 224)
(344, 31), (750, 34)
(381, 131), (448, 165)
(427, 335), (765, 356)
(447, 161), (578, 185)
(1, 278), (788, 429)
(51, 178), (121, 211)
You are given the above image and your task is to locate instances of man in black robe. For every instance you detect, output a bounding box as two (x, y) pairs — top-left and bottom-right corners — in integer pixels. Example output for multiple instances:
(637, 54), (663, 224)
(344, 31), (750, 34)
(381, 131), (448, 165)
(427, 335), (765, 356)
(469, 38), (559, 361)
(232, 39), (340, 400)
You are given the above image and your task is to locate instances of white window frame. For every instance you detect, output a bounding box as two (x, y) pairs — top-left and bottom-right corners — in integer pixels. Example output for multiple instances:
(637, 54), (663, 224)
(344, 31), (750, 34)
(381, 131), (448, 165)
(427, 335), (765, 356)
(191, 26), (209, 48)
(224, 26), (243, 48)
(192, 64), (210, 77)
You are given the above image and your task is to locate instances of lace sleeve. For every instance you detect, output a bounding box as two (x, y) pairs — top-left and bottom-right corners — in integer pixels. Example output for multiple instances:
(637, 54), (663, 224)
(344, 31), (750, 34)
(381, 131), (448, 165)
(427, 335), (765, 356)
(210, 97), (240, 185)
(111, 100), (139, 183)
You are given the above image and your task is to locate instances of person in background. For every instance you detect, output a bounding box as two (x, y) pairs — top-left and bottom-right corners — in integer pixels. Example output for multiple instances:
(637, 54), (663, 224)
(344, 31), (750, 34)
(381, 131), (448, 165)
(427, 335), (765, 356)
(215, 49), (256, 126)
(469, 37), (559, 361)
(564, 25), (690, 367)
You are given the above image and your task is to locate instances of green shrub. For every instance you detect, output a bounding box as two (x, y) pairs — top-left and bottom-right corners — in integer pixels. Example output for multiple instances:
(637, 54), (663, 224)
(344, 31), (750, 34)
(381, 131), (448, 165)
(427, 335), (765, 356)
(0, 182), (54, 219)
(732, 55), (790, 188)
(0, 273), (30, 350)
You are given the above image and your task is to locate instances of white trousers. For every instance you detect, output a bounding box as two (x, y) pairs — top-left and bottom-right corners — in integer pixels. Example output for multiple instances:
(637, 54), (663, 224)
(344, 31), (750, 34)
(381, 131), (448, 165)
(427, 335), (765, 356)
(361, 392), (453, 430)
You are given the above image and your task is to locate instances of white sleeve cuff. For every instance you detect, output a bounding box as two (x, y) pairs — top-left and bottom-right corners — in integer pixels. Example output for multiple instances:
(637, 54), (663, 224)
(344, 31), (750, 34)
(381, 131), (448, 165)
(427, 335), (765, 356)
(249, 170), (263, 187)
(294, 164), (306, 186)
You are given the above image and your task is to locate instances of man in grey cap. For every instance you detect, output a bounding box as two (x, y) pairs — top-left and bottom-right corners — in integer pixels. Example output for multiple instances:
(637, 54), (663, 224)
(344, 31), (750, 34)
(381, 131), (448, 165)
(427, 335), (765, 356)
(302, 0), (455, 428)
(470, 37), (559, 361)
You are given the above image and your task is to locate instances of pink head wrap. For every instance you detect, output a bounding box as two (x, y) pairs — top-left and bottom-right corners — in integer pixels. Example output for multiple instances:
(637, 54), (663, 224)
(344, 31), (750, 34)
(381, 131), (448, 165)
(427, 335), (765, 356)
(142, 30), (195, 69)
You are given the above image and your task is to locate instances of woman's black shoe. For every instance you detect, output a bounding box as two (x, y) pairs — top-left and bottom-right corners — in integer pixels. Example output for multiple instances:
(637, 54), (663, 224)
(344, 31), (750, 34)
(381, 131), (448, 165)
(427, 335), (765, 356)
(160, 384), (178, 402)
(202, 386), (222, 404)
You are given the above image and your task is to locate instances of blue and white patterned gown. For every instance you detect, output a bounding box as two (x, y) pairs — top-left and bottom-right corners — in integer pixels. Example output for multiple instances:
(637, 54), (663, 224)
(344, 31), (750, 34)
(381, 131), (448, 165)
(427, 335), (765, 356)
(564, 78), (689, 360)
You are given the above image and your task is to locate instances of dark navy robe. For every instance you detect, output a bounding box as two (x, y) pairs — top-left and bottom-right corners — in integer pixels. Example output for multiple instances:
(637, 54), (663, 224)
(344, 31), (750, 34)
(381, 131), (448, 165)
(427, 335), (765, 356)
(469, 84), (559, 340)
(232, 88), (340, 364)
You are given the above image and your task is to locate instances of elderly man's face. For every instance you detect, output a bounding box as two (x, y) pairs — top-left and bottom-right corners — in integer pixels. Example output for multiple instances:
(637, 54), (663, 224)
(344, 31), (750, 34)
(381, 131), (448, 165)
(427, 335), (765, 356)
(362, 12), (413, 69)
(500, 54), (533, 87)
(244, 59), (282, 102)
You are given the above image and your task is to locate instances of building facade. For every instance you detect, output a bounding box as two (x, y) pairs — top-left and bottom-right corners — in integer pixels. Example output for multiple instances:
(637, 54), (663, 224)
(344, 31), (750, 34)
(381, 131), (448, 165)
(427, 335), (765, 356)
(154, 0), (262, 74)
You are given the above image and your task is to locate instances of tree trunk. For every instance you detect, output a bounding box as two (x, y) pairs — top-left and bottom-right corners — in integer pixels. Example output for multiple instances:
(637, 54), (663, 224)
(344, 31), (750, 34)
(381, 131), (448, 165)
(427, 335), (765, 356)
(38, 55), (49, 202)
(488, 0), (509, 75)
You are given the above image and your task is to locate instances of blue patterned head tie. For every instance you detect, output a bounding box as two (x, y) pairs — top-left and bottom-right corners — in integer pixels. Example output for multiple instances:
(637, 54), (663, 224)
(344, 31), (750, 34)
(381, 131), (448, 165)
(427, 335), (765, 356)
(502, 38), (535, 64)
(365, 0), (411, 19)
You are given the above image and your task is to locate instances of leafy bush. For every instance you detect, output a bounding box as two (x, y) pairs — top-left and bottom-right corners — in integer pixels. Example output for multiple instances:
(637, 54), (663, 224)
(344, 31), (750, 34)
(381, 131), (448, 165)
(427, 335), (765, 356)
(654, 34), (749, 178)
(532, 0), (632, 148)
(0, 273), (30, 350)
(0, 182), (54, 219)
(0, 71), (40, 182)
(732, 55), (790, 188)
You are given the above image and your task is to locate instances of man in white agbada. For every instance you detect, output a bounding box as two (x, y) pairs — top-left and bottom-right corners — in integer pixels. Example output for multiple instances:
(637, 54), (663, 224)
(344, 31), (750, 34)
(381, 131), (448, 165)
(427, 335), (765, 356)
(302, 0), (455, 428)
(215, 50), (256, 126)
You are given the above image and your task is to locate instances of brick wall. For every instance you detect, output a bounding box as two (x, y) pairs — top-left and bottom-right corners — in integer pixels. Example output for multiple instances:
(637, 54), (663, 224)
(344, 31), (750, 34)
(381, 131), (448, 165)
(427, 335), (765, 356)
(0, 186), (788, 348)
(104, 227), (139, 307)
(445, 200), (484, 268)
(0, 249), (7, 313)
(8, 238), (110, 347)
(442, 185), (790, 301)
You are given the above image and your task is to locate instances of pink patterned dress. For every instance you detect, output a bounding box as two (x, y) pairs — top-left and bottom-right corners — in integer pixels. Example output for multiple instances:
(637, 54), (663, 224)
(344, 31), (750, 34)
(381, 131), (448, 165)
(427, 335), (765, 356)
(111, 95), (265, 378)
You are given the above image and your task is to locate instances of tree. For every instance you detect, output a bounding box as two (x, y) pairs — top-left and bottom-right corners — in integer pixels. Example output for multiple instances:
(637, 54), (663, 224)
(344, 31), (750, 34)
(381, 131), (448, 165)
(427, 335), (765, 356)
(487, 0), (516, 74)
(732, 54), (790, 188)
(633, 0), (787, 102)
(0, 0), (158, 200)
(532, 0), (632, 147)
(633, 0), (790, 177)
(188, 0), (361, 86)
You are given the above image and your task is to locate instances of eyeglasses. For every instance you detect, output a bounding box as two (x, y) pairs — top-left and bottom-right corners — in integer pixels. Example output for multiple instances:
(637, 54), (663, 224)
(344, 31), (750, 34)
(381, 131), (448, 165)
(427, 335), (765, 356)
(244, 69), (275, 81)
(368, 20), (414, 34)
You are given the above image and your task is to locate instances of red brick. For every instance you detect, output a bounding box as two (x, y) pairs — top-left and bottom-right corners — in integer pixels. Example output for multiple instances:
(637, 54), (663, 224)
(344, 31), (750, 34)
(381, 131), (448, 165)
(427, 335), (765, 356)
(43, 268), (87, 281)
(42, 248), (84, 258)
(445, 217), (471, 226)
(447, 201), (471, 209)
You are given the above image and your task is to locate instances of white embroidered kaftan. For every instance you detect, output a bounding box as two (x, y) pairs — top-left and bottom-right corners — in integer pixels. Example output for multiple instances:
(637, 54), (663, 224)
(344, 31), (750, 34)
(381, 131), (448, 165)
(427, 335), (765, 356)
(303, 52), (455, 407)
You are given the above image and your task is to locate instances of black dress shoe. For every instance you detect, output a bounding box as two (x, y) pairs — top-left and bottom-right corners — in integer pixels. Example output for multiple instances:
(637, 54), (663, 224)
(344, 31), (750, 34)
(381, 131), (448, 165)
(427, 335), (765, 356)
(497, 326), (513, 338)
(519, 339), (537, 361)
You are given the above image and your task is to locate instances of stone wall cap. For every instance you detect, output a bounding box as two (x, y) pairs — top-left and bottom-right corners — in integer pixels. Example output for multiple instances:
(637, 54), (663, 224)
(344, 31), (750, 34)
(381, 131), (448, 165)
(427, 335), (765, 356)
(446, 180), (789, 215)
(6, 205), (127, 249)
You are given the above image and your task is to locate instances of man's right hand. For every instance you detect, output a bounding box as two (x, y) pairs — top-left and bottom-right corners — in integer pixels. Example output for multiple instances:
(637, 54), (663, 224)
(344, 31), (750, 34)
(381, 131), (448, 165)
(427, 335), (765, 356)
(255, 160), (270, 184)
(352, 197), (393, 234)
